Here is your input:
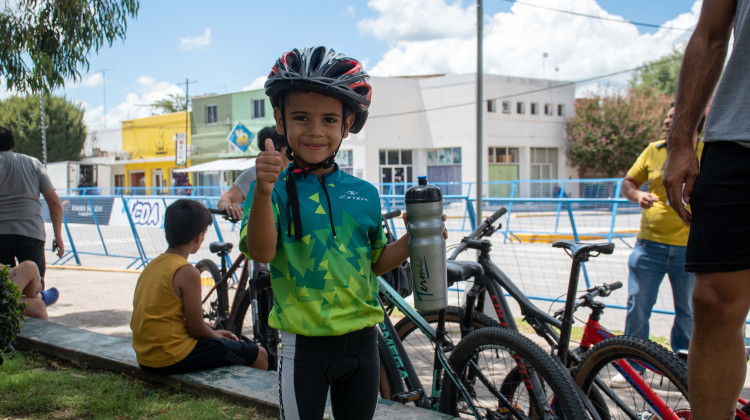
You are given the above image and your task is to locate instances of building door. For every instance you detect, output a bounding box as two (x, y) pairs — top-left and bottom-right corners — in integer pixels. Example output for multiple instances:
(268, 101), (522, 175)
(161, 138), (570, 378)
(530, 148), (558, 197)
(130, 171), (145, 195)
(152, 169), (164, 195)
(488, 147), (519, 197)
(379, 149), (413, 197)
(427, 147), (462, 196)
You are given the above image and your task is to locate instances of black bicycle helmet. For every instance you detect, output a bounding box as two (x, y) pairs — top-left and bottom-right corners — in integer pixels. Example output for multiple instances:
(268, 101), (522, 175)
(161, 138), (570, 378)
(265, 46), (372, 133)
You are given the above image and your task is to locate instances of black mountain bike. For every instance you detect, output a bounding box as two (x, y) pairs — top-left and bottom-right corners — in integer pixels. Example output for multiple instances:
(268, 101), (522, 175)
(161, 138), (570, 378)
(430, 207), (690, 418)
(197, 208), (280, 370)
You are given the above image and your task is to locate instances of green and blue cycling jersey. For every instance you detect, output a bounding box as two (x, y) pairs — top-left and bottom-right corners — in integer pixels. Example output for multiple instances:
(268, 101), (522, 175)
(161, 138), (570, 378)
(239, 165), (387, 336)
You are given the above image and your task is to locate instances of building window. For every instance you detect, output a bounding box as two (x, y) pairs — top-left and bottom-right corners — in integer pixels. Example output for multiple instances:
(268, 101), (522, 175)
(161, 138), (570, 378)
(379, 149), (413, 196)
(531, 102), (539, 115)
(544, 103), (553, 116)
(530, 147), (559, 197)
(557, 104), (565, 116)
(252, 99), (265, 119)
(516, 102), (525, 114)
(488, 147), (519, 164)
(206, 105), (217, 125)
(338, 149), (353, 175)
(502, 101), (511, 114)
(427, 147), (462, 195)
(487, 100), (497, 113)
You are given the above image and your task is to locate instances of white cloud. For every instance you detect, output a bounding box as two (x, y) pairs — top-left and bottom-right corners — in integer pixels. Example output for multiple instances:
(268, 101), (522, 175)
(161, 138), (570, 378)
(363, 0), (700, 94)
(347, 5), (356, 15)
(242, 76), (267, 91)
(358, 0), (476, 42)
(69, 72), (104, 89)
(179, 28), (212, 51)
(80, 76), (183, 130)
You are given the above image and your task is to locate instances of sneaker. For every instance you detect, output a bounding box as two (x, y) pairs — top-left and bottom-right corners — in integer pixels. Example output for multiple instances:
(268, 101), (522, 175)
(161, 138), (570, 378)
(41, 287), (59, 306)
(610, 373), (628, 388)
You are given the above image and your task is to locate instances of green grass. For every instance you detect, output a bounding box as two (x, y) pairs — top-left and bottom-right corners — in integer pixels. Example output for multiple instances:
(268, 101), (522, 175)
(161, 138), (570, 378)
(0, 350), (275, 420)
(513, 317), (671, 348)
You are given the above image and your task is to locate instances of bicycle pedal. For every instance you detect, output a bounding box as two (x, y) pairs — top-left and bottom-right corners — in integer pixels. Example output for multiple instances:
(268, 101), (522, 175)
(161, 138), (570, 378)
(393, 390), (423, 403)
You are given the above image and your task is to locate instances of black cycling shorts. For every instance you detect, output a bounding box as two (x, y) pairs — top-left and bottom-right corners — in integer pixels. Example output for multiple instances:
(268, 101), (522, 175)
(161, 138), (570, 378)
(686, 141), (750, 272)
(0, 234), (46, 283)
(139, 337), (260, 375)
(278, 326), (379, 420)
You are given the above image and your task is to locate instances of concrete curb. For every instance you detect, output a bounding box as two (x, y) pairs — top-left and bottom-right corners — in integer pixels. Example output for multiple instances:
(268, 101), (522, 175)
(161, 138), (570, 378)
(16, 318), (454, 419)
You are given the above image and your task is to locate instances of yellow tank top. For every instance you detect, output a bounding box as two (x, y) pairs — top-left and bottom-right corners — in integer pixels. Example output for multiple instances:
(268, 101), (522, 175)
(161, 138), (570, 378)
(130, 253), (197, 367)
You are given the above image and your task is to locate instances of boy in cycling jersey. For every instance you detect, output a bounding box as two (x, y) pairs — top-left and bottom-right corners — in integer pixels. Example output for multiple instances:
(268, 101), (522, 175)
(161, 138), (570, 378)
(240, 47), (414, 419)
(131, 199), (268, 374)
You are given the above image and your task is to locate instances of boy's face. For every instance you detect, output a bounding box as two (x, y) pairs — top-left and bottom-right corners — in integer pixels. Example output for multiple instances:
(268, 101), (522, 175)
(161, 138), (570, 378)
(274, 90), (355, 169)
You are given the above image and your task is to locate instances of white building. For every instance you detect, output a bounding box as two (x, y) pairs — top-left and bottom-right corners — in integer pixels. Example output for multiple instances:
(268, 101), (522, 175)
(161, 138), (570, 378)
(343, 73), (576, 198)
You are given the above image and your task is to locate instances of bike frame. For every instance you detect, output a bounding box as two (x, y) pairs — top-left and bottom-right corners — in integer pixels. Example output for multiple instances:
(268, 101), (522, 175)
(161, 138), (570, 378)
(378, 277), (548, 419)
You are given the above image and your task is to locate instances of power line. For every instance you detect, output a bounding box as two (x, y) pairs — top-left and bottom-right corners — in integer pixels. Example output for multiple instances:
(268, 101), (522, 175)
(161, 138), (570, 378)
(369, 54), (682, 119)
(500, 0), (695, 32)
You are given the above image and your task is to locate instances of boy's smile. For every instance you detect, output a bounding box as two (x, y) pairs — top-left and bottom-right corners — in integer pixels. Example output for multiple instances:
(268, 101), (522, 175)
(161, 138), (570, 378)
(274, 90), (355, 175)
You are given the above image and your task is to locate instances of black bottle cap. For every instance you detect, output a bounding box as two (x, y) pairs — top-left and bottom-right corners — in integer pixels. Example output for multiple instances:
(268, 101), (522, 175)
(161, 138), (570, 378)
(405, 176), (442, 203)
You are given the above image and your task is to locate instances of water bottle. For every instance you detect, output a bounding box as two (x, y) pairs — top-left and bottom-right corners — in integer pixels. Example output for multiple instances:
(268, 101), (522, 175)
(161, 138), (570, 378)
(405, 176), (447, 311)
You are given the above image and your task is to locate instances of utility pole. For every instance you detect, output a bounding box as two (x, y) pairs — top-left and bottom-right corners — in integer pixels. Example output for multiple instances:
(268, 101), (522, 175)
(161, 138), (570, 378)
(476, 0), (484, 223)
(176, 78), (198, 165)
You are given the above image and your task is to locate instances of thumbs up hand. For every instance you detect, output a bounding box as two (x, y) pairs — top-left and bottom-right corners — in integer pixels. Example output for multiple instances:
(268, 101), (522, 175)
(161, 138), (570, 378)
(255, 138), (285, 196)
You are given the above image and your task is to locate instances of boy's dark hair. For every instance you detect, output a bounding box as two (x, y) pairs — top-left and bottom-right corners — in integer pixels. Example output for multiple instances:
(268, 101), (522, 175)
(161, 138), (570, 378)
(0, 127), (15, 151)
(165, 199), (213, 248)
(257, 125), (288, 152)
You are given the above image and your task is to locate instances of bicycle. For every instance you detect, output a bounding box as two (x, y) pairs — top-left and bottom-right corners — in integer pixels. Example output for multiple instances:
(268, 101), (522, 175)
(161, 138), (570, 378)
(376, 273), (589, 419)
(197, 208), (280, 370)
(425, 207), (692, 418)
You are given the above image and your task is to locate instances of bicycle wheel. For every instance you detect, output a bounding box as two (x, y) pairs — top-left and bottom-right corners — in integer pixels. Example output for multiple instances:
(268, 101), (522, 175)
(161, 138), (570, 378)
(441, 327), (588, 419)
(196, 259), (227, 329)
(393, 306), (497, 395)
(575, 335), (690, 419)
(377, 331), (406, 400)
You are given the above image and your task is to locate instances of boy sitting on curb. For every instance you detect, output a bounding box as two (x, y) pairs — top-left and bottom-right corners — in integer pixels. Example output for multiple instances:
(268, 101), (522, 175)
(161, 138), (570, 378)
(131, 199), (267, 374)
(2, 260), (49, 320)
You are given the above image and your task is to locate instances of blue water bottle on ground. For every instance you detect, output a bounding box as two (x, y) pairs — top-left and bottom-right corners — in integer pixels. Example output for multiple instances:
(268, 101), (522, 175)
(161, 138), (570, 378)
(405, 176), (447, 311)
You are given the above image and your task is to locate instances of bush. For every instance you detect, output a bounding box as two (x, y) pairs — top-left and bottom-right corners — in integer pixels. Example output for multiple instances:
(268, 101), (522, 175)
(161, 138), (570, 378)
(0, 265), (26, 365)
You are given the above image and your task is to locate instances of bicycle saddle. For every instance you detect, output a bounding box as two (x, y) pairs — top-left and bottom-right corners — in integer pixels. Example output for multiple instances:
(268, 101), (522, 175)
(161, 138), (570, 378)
(209, 241), (233, 253)
(552, 240), (614, 260)
(447, 260), (484, 287)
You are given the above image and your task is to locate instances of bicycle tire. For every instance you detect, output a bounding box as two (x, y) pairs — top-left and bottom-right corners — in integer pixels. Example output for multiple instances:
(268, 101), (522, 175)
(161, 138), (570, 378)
(377, 331), (406, 400)
(575, 335), (690, 419)
(393, 306), (497, 396)
(197, 259), (228, 329)
(441, 327), (588, 419)
(229, 289), (251, 338)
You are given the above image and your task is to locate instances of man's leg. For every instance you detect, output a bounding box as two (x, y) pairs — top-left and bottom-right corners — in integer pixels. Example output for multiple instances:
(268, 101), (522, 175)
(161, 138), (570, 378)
(625, 240), (666, 340)
(666, 245), (694, 353)
(9, 261), (49, 320)
(688, 269), (750, 420)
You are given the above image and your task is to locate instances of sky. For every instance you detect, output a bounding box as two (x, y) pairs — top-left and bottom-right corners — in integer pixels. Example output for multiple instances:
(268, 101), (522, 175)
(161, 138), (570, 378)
(2, 0), (703, 133)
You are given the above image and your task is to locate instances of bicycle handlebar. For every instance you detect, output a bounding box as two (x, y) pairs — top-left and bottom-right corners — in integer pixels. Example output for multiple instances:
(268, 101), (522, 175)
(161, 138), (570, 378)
(553, 281), (623, 318)
(383, 209), (402, 221)
(449, 207), (507, 260)
(209, 208), (241, 224)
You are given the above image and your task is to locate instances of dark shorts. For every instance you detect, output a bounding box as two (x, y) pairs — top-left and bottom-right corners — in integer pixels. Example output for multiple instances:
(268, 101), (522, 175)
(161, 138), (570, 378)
(686, 141), (750, 272)
(0, 234), (46, 282)
(139, 337), (260, 375)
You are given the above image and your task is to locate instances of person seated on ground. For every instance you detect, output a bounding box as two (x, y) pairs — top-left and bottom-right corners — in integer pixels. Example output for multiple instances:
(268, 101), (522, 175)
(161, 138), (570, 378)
(130, 199), (268, 374)
(2, 261), (49, 320)
(216, 126), (289, 221)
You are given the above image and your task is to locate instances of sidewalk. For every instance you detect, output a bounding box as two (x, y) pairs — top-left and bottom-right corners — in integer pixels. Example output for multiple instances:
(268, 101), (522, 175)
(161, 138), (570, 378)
(40, 265), (750, 400)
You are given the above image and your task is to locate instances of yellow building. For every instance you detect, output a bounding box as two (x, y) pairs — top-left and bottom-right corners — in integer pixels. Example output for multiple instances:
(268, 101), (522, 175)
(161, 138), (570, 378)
(121, 112), (191, 194)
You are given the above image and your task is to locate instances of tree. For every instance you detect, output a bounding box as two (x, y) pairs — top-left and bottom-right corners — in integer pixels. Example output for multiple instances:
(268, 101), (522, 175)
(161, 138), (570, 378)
(0, 94), (87, 162)
(566, 88), (671, 178)
(0, 0), (139, 93)
(151, 94), (187, 114)
(629, 48), (684, 97)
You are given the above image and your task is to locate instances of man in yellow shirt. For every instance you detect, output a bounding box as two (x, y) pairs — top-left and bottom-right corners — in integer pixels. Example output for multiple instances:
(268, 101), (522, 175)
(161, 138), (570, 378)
(620, 105), (704, 359)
